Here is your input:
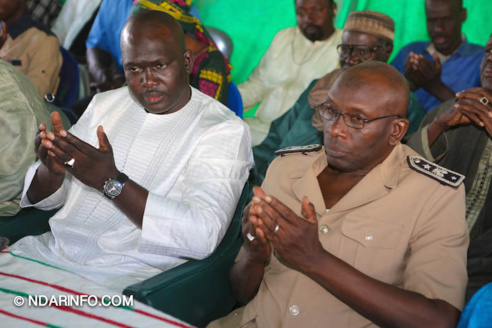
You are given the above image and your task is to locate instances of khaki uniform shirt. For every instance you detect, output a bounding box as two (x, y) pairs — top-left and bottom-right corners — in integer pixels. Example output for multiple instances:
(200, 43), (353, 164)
(0, 16), (62, 98)
(214, 143), (468, 328)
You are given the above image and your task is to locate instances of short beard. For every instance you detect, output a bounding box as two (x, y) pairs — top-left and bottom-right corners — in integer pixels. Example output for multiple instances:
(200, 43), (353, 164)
(302, 24), (323, 42)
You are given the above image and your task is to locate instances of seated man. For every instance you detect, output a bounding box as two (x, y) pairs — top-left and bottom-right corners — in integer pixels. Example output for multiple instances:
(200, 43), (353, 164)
(83, 0), (229, 113)
(391, 0), (483, 112)
(211, 62), (468, 327)
(240, 0), (343, 145)
(251, 10), (426, 188)
(131, 0), (230, 105)
(406, 33), (492, 302)
(11, 11), (253, 291)
(0, 0), (62, 97)
(0, 60), (51, 216)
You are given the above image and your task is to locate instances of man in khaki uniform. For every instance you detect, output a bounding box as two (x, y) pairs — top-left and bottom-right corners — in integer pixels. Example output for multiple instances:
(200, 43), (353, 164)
(211, 62), (468, 327)
(0, 0), (62, 97)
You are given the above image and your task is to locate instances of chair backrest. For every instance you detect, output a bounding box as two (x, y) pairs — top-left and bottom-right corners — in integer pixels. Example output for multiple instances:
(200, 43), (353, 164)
(54, 47), (80, 108)
(206, 26), (233, 60)
(123, 182), (250, 327)
(228, 81), (243, 118)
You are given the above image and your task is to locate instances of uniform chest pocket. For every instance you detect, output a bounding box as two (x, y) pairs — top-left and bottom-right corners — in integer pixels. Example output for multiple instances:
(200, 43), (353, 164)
(340, 216), (404, 283)
(341, 216), (402, 249)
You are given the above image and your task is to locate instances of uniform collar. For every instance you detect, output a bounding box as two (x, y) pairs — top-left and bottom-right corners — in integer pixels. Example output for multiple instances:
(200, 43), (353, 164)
(8, 13), (53, 40)
(292, 151), (327, 216)
(291, 143), (405, 215)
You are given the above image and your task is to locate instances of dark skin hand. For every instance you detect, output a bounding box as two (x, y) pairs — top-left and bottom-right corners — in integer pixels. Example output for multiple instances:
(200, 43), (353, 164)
(404, 52), (427, 91)
(86, 47), (125, 93)
(0, 22), (7, 49)
(229, 188), (272, 305)
(427, 87), (492, 146)
(250, 186), (460, 328)
(27, 112), (149, 228)
(27, 113), (69, 204)
(404, 52), (455, 101)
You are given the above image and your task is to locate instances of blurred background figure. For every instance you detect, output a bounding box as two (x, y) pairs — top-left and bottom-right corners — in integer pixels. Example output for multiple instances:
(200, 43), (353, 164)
(391, 0), (484, 112)
(0, 0), (62, 98)
(0, 60), (64, 216)
(238, 0), (342, 146)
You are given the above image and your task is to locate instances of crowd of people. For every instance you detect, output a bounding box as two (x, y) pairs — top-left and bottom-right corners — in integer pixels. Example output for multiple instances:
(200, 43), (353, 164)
(0, 0), (491, 327)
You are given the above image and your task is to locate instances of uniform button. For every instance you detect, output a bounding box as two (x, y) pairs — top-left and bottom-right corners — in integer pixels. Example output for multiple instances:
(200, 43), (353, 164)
(289, 305), (300, 316)
(365, 234), (373, 241)
(319, 225), (329, 234)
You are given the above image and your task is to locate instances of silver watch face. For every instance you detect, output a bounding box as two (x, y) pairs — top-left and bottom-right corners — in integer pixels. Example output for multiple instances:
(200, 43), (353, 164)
(104, 180), (123, 198)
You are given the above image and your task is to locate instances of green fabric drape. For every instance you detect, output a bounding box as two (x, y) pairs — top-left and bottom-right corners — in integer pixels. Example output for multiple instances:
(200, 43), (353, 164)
(194, 0), (491, 117)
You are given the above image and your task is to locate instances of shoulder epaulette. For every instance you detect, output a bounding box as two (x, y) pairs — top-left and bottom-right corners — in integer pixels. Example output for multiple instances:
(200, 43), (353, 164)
(274, 144), (322, 157)
(407, 156), (465, 188)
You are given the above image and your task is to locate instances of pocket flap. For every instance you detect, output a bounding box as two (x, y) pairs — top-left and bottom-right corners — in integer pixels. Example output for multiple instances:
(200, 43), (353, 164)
(341, 216), (403, 249)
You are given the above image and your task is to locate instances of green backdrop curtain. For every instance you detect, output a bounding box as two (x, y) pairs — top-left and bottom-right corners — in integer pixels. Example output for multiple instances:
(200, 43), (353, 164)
(193, 0), (491, 116)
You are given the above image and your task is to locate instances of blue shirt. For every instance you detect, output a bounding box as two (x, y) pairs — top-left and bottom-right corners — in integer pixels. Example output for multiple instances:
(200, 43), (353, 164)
(85, 0), (133, 73)
(391, 39), (484, 112)
(458, 283), (492, 328)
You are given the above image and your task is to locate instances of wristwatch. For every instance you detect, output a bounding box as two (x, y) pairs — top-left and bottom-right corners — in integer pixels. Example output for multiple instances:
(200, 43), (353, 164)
(103, 172), (129, 200)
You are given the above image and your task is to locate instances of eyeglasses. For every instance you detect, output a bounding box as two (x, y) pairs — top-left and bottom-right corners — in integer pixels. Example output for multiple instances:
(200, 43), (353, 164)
(336, 44), (381, 61)
(315, 103), (402, 129)
(296, 7), (326, 17)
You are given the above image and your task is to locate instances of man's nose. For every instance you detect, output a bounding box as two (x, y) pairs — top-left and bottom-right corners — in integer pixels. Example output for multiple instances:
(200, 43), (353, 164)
(347, 50), (362, 67)
(434, 19), (445, 33)
(142, 68), (158, 87)
(328, 115), (347, 138)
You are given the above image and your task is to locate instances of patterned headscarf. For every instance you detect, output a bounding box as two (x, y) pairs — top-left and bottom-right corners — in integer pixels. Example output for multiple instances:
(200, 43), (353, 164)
(131, 0), (231, 76)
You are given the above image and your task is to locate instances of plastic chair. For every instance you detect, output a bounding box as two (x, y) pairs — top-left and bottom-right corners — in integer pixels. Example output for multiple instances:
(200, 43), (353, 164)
(206, 26), (233, 60)
(0, 182), (250, 327)
(123, 182), (249, 327)
(54, 47), (80, 109)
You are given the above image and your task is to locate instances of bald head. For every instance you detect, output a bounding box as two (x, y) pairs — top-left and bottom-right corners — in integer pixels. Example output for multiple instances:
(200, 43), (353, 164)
(322, 62), (410, 173)
(120, 10), (193, 115)
(122, 10), (186, 53)
(337, 61), (409, 117)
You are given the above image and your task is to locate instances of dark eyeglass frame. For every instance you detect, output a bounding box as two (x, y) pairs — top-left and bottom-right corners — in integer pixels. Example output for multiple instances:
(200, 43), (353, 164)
(315, 103), (403, 129)
(336, 44), (382, 61)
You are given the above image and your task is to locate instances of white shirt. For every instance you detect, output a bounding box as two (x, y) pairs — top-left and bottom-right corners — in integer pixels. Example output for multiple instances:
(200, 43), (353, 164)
(16, 87), (254, 291)
(239, 26), (342, 146)
(52, 0), (102, 49)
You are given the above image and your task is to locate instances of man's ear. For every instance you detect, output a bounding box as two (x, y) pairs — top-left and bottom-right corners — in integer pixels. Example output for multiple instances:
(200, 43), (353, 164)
(461, 8), (467, 23)
(389, 118), (409, 146)
(183, 49), (193, 74)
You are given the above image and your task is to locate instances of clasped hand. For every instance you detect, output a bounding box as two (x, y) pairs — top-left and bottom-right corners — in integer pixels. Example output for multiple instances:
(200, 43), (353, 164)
(36, 112), (119, 192)
(453, 88), (492, 135)
(403, 52), (442, 90)
(242, 186), (324, 270)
